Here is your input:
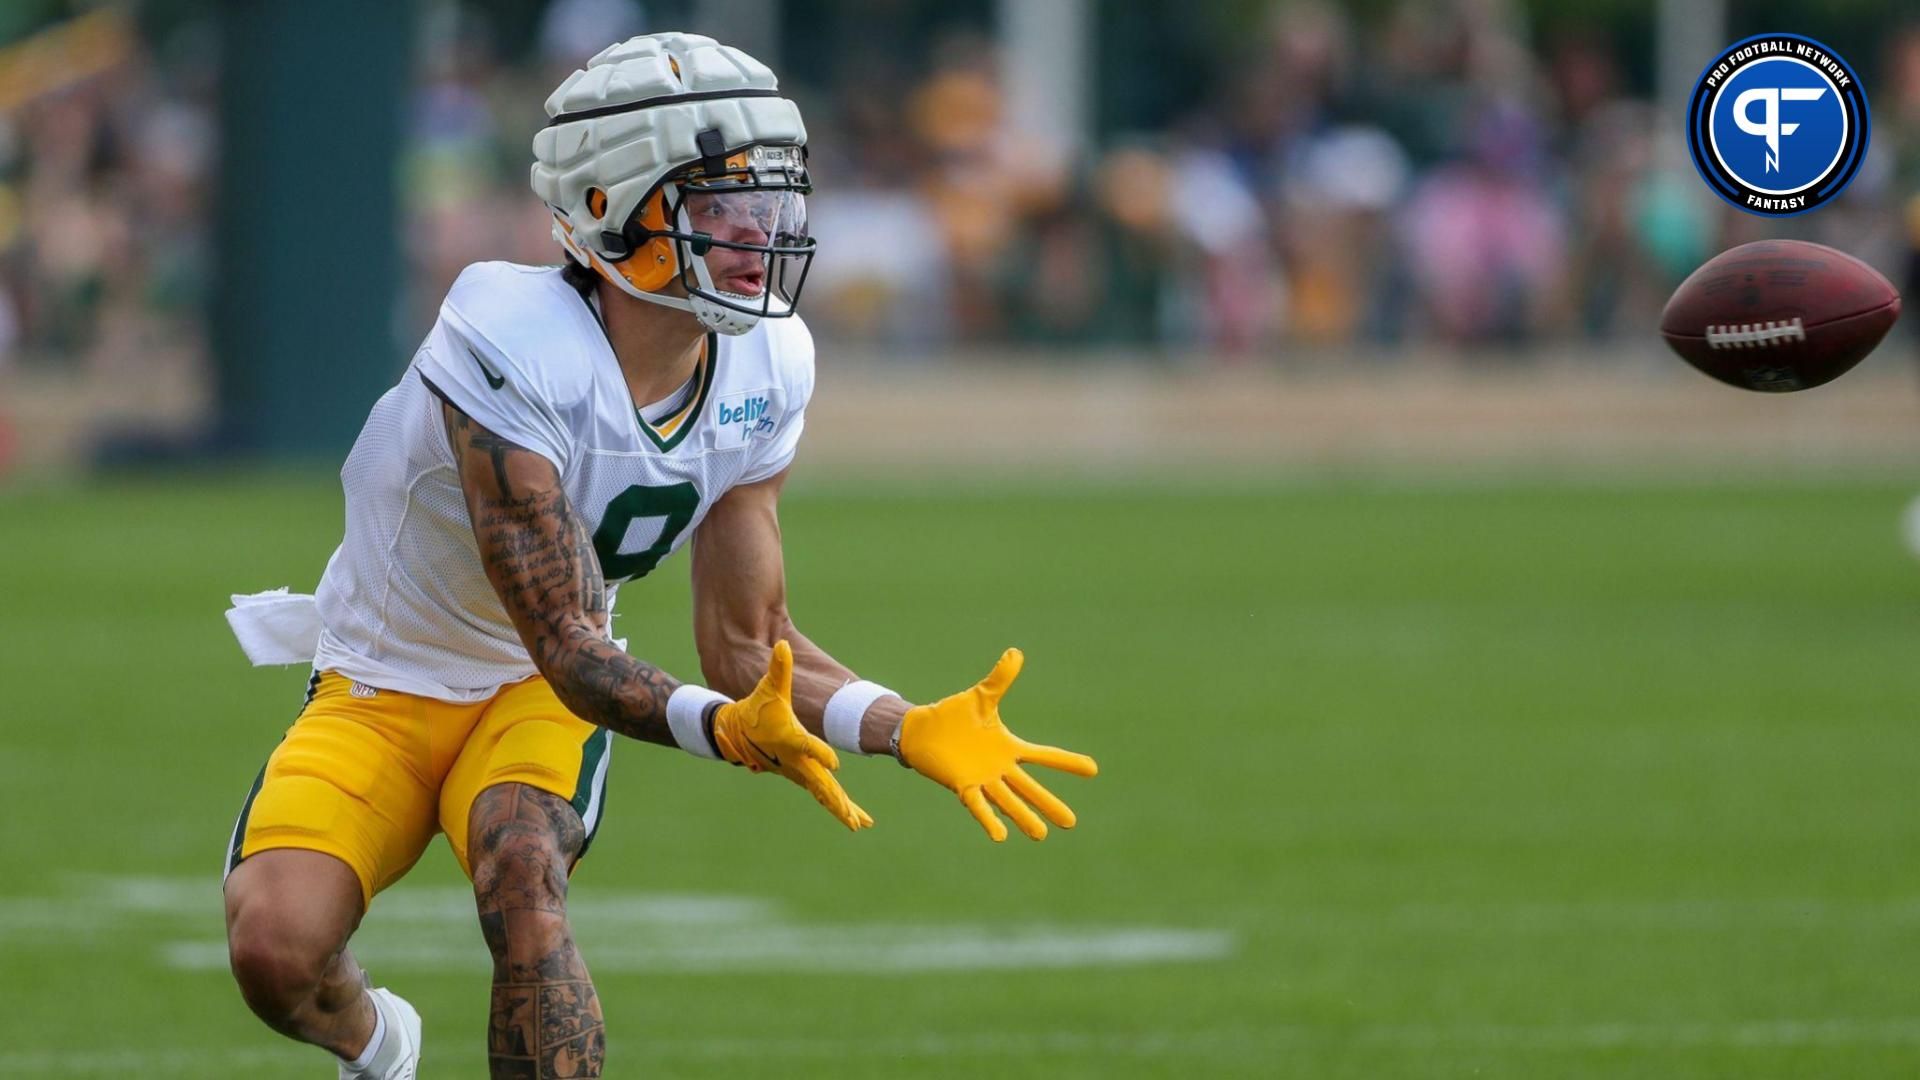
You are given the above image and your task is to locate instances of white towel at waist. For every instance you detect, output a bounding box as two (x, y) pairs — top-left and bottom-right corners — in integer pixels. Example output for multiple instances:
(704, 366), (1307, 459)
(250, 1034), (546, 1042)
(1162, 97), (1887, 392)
(225, 588), (323, 667)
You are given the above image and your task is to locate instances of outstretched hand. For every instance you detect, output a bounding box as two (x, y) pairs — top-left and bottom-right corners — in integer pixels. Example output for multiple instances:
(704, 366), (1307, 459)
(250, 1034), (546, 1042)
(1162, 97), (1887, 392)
(896, 649), (1098, 841)
(712, 641), (874, 831)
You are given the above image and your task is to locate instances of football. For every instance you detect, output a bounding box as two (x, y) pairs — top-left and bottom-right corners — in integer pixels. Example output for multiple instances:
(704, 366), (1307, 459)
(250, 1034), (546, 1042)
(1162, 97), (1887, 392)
(1659, 239), (1901, 392)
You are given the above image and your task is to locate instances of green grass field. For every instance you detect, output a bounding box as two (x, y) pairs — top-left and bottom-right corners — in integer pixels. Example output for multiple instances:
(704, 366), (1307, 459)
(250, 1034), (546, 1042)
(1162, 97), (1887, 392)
(4, 471), (1920, 1078)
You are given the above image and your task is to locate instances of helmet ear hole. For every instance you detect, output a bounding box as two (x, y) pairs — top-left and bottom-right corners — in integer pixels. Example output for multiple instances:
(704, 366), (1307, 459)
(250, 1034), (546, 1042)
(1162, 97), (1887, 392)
(618, 187), (679, 291)
(586, 187), (608, 219)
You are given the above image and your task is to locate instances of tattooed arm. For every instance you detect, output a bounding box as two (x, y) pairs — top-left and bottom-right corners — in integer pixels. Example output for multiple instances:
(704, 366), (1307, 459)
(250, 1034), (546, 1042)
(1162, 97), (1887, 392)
(690, 468), (911, 754)
(441, 399), (680, 747)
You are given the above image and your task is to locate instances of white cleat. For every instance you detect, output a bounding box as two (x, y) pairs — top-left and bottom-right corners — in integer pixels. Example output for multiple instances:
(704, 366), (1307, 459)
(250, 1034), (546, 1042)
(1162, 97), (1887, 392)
(340, 988), (421, 1080)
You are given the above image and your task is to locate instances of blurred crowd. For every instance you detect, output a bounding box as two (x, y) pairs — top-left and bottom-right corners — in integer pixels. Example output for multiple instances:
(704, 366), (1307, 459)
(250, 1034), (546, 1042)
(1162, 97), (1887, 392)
(6, 0), (1920, 374)
(792, 1), (1918, 355)
(0, 8), (213, 375)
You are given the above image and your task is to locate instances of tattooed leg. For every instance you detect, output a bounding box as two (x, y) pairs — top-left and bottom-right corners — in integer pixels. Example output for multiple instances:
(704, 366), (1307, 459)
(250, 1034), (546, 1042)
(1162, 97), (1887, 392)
(470, 783), (605, 1079)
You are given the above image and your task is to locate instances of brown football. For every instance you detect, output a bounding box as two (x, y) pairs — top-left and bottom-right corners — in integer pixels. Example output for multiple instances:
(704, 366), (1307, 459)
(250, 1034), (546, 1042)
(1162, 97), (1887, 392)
(1659, 240), (1901, 392)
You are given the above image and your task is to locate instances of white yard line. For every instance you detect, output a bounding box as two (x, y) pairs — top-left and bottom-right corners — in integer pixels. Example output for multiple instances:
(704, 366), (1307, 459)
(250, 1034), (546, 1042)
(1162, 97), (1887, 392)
(16, 876), (1920, 940)
(11, 875), (1920, 1075)
(8, 874), (1235, 975)
(161, 926), (1236, 975)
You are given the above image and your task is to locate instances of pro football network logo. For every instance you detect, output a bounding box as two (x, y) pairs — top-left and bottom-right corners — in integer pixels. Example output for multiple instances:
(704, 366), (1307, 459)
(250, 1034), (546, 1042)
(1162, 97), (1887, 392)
(1687, 34), (1869, 216)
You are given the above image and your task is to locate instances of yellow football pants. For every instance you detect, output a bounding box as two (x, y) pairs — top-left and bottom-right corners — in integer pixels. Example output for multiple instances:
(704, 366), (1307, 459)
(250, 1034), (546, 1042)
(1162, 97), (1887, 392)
(224, 671), (612, 905)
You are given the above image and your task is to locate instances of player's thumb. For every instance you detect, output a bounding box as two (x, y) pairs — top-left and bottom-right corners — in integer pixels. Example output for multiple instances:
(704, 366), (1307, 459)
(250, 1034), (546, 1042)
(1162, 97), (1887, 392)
(768, 640), (794, 699)
(978, 647), (1023, 704)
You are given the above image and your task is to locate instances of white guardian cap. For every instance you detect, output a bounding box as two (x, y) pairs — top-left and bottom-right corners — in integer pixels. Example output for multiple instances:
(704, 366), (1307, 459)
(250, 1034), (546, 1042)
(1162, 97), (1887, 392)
(532, 33), (815, 334)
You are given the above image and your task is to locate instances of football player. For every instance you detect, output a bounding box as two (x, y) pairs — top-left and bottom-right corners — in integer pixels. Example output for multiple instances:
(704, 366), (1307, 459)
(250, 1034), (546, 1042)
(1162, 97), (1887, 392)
(220, 33), (1097, 1079)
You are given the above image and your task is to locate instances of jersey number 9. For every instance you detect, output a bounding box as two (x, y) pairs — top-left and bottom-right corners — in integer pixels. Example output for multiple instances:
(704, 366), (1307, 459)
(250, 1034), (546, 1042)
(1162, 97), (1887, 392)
(592, 482), (700, 582)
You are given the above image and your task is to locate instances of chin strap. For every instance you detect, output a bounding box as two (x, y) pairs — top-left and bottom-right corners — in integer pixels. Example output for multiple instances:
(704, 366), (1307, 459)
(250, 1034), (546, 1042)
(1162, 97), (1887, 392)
(690, 293), (762, 336)
(610, 270), (760, 336)
(555, 212), (764, 336)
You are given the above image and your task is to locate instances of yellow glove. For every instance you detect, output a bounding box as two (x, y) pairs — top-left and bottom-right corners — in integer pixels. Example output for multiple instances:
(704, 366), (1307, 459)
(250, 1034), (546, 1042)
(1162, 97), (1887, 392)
(896, 648), (1097, 841)
(712, 641), (874, 832)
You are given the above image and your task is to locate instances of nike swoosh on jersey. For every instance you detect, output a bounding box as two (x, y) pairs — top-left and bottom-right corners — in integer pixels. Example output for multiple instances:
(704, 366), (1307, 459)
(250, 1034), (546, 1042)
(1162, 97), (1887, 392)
(467, 346), (506, 390)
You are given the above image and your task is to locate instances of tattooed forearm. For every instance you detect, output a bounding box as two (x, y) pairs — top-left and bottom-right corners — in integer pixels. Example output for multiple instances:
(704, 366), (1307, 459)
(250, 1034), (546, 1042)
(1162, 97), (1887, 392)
(569, 516), (606, 628)
(443, 401), (681, 746)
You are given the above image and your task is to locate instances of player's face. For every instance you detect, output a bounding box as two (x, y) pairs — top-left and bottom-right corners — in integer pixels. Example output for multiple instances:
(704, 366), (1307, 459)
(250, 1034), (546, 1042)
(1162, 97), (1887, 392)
(683, 189), (806, 299)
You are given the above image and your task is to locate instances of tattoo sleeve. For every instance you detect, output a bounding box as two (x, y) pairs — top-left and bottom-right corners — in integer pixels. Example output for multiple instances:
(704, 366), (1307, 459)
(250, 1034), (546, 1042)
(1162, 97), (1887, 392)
(442, 400), (681, 747)
(472, 784), (604, 1078)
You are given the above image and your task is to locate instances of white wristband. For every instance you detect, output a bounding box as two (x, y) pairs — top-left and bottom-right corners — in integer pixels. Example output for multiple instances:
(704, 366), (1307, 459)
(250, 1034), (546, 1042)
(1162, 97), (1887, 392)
(823, 680), (897, 754)
(666, 684), (730, 760)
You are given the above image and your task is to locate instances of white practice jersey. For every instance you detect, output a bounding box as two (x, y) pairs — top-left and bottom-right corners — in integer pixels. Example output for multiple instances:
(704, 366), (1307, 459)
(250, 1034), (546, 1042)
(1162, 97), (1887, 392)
(312, 261), (813, 701)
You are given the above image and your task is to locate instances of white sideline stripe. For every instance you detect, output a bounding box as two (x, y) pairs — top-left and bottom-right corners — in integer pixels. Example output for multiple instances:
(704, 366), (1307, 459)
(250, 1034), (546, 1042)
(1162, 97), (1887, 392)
(161, 926), (1236, 975)
(12, 1018), (1920, 1074)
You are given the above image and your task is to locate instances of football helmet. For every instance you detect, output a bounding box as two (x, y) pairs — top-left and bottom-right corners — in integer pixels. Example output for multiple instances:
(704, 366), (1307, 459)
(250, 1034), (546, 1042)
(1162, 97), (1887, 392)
(531, 33), (814, 335)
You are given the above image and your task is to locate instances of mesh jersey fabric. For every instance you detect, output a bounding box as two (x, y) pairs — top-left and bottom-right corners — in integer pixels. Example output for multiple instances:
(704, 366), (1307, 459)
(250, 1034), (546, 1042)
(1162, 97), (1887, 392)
(312, 261), (815, 702)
